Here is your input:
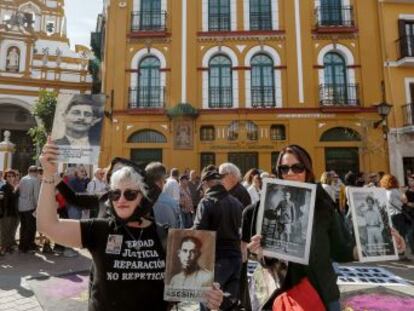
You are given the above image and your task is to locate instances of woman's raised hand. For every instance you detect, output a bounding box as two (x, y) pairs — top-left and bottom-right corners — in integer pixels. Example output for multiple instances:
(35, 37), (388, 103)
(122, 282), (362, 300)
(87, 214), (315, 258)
(39, 136), (59, 177)
(247, 234), (264, 259)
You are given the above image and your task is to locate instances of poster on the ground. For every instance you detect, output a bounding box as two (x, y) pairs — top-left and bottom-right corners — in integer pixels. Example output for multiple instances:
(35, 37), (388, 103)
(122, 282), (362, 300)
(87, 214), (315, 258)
(51, 93), (105, 165)
(348, 187), (398, 262)
(164, 229), (215, 303)
(256, 178), (316, 265)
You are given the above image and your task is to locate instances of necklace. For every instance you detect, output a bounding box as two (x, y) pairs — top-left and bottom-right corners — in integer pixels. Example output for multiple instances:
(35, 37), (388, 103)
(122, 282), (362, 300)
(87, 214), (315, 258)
(124, 226), (144, 251)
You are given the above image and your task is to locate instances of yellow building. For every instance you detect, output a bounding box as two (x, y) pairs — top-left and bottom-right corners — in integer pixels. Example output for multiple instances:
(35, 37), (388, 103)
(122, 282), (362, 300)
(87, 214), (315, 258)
(0, 0), (92, 172)
(101, 0), (406, 179)
(378, 0), (414, 185)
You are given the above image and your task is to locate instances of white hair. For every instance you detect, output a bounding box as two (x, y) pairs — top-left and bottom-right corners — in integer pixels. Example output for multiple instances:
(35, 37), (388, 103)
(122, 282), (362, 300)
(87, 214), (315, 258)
(219, 162), (241, 181)
(110, 166), (148, 198)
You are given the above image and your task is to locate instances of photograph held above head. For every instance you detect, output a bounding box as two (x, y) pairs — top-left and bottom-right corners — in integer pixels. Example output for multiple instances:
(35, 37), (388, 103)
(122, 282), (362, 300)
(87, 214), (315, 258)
(244, 144), (406, 311)
(53, 95), (102, 147)
(37, 138), (223, 311)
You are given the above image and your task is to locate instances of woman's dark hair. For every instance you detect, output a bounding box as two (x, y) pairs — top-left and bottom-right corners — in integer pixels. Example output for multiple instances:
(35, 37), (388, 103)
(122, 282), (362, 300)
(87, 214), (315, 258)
(344, 171), (357, 186)
(276, 145), (315, 183)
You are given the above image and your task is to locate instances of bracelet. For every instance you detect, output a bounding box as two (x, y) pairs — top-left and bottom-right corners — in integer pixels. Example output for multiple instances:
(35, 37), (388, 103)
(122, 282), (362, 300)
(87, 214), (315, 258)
(42, 176), (55, 184)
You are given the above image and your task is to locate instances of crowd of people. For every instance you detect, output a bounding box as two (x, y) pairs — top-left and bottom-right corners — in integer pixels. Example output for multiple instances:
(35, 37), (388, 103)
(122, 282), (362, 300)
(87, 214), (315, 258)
(0, 140), (410, 310)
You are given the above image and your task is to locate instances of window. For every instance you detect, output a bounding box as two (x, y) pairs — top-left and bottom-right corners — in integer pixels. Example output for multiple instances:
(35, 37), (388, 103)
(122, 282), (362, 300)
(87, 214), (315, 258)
(209, 55), (233, 108)
(319, 0), (342, 26)
(246, 121), (258, 141)
(250, 0), (272, 30)
(320, 127), (361, 142)
(227, 121), (239, 141)
(200, 126), (215, 141)
(270, 125), (286, 140)
(201, 152), (216, 170)
(251, 54), (275, 107)
(321, 52), (349, 105)
(127, 129), (167, 143)
(208, 0), (231, 31)
(138, 0), (162, 31)
(46, 22), (55, 35)
(133, 56), (161, 108)
(399, 20), (414, 58)
(23, 12), (35, 29)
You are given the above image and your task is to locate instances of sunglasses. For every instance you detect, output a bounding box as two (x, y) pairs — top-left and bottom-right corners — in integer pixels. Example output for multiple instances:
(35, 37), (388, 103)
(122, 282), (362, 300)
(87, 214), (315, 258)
(108, 189), (141, 202)
(278, 163), (306, 175)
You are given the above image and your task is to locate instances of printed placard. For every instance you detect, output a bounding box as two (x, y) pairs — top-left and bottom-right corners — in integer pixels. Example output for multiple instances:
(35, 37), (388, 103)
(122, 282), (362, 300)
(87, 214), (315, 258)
(256, 178), (316, 265)
(348, 187), (398, 262)
(51, 93), (105, 165)
(164, 229), (216, 302)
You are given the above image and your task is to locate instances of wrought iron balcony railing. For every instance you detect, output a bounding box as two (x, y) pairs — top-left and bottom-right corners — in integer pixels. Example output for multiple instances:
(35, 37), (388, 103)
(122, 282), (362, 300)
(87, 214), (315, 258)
(131, 11), (167, 32)
(315, 5), (354, 28)
(208, 14), (231, 31)
(250, 12), (273, 31)
(208, 86), (233, 108)
(251, 86), (276, 108)
(128, 86), (165, 109)
(319, 83), (359, 106)
(403, 103), (414, 126)
(397, 35), (414, 59)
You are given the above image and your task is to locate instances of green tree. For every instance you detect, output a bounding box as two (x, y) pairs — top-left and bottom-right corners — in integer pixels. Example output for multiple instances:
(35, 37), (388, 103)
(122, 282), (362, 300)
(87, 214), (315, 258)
(28, 90), (58, 152)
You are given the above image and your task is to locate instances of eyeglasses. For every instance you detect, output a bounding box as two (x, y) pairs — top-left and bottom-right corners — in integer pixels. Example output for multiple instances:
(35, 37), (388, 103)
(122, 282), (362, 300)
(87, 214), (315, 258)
(278, 163), (306, 175)
(108, 189), (141, 202)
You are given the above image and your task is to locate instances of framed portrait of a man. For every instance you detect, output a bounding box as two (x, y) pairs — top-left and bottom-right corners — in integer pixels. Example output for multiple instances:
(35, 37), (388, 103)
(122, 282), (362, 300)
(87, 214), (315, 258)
(256, 178), (316, 265)
(51, 93), (105, 165)
(164, 229), (215, 302)
(348, 187), (398, 262)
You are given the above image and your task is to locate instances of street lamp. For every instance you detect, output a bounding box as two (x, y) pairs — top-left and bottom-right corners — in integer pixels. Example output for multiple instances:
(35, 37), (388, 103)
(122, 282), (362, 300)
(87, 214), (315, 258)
(373, 101), (392, 139)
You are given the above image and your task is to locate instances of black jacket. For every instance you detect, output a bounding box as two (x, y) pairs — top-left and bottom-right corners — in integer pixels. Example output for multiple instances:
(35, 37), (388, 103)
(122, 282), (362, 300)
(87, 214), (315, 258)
(194, 184), (243, 258)
(242, 184), (355, 306)
(229, 182), (251, 208)
(0, 183), (18, 218)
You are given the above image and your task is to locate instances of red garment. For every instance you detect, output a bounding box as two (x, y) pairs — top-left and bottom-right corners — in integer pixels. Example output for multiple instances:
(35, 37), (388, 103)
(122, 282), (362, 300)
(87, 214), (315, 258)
(56, 192), (66, 210)
(273, 278), (326, 311)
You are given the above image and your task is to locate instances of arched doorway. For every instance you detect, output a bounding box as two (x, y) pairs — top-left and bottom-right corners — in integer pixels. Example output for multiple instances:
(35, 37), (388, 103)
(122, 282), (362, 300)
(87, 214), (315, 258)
(128, 129), (167, 169)
(0, 102), (37, 173)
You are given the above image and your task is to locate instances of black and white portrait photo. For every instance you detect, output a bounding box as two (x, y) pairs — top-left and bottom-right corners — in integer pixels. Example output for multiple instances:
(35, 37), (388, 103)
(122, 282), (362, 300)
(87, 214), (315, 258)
(348, 187), (398, 262)
(51, 93), (105, 164)
(164, 229), (215, 303)
(256, 178), (316, 265)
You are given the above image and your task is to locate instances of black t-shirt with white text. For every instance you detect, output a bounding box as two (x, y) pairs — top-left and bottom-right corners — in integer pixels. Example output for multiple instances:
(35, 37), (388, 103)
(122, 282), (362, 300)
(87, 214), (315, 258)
(80, 219), (168, 311)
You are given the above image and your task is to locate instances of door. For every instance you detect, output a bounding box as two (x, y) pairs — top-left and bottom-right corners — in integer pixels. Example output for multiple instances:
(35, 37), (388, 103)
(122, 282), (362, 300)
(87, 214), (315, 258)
(138, 56), (161, 108)
(325, 147), (359, 179)
(323, 52), (348, 105)
(130, 148), (162, 170)
(320, 0), (342, 26)
(140, 0), (161, 30)
(228, 152), (258, 175)
(403, 157), (414, 186)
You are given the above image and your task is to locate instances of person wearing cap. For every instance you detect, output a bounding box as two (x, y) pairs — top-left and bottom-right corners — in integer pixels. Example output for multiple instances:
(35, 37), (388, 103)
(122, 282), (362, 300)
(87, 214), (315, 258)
(179, 174), (194, 228)
(17, 165), (40, 253)
(194, 169), (243, 310)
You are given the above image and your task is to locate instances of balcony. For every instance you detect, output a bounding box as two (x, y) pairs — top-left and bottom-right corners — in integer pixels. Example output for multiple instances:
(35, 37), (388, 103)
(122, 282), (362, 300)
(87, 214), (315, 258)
(314, 5), (355, 32)
(250, 12), (273, 31)
(128, 87), (165, 109)
(251, 86), (276, 108)
(319, 83), (359, 106)
(208, 14), (231, 32)
(403, 103), (414, 127)
(208, 87), (233, 108)
(130, 11), (167, 33)
(395, 35), (414, 66)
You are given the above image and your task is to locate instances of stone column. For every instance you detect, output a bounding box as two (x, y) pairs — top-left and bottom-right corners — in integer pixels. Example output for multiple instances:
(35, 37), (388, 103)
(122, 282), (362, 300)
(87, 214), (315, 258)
(0, 131), (16, 171)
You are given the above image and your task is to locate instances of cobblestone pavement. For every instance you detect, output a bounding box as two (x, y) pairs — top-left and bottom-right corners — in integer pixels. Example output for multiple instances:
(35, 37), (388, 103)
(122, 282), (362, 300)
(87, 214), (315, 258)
(2, 247), (414, 311)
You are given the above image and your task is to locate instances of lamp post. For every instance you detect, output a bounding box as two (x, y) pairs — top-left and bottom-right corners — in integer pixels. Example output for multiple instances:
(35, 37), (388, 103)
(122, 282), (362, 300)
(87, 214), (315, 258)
(374, 101), (392, 140)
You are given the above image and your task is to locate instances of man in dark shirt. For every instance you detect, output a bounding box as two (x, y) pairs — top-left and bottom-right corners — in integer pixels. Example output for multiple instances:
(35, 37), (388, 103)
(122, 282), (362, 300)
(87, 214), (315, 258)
(219, 163), (251, 208)
(194, 169), (243, 310)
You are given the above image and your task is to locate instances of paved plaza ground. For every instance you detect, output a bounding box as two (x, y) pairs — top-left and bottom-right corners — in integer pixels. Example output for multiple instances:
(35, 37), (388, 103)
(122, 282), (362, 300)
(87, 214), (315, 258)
(1, 247), (414, 311)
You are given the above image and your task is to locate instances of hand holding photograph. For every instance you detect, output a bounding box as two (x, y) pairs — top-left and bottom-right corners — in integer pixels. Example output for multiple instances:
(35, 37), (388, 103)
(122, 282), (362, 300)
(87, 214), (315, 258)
(164, 229), (216, 303)
(348, 187), (398, 262)
(256, 178), (316, 265)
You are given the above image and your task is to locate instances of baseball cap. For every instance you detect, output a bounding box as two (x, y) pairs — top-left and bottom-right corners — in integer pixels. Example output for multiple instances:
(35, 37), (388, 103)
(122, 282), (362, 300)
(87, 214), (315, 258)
(200, 170), (221, 183)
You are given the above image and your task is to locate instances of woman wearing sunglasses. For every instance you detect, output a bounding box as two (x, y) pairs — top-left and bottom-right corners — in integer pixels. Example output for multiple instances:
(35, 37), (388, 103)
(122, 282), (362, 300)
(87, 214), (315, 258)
(244, 144), (405, 311)
(37, 139), (223, 311)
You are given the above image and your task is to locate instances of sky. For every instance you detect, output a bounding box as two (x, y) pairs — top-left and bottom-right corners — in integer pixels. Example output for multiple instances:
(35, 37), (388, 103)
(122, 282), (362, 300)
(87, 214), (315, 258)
(64, 0), (103, 48)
